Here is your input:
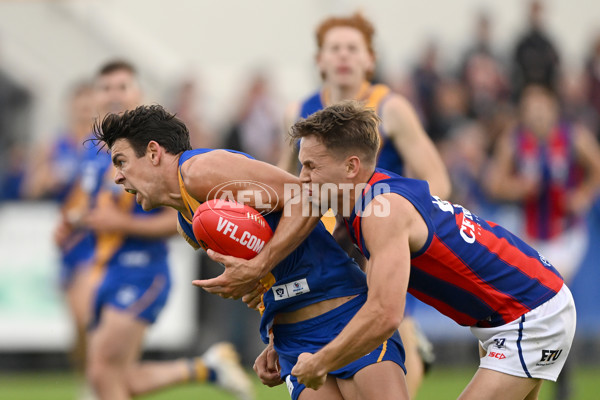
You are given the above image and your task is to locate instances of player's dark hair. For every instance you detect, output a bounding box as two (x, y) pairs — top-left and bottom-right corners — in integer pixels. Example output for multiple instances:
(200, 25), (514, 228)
(93, 104), (192, 156)
(97, 59), (137, 77)
(290, 100), (380, 164)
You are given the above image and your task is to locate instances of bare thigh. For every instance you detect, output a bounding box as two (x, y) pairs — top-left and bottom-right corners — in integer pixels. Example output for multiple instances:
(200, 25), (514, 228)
(88, 306), (148, 368)
(458, 368), (543, 400)
(298, 375), (344, 400)
(336, 361), (409, 400)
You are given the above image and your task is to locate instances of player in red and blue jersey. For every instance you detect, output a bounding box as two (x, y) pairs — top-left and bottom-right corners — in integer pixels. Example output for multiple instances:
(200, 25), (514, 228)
(486, 84), (600, 400)
(93, 105), (410, 400)
(277, 13), (450, 396)
(487, 84), (600, 283)
(200, 101), (577, 400)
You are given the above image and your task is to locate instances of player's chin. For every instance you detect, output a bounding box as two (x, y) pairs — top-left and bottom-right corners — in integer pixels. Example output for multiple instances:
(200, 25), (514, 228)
(137, 195), (154, 211)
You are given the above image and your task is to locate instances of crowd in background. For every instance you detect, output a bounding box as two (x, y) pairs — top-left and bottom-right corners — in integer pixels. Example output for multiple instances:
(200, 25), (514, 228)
(1, 0), (600, 376)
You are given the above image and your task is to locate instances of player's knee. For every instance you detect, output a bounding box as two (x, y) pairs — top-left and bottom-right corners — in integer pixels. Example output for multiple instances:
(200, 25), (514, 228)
(86, 348), (126, 389)
(86, 357), (110, 390)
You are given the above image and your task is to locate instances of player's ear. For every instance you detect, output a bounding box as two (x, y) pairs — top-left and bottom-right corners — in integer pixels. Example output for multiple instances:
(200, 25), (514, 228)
(345, 156), (361, 178)
(147, 141), (161, 165)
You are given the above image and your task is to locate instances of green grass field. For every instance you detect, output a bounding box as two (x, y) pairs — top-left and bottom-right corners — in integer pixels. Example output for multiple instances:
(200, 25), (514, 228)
(1, 366), (598, 399)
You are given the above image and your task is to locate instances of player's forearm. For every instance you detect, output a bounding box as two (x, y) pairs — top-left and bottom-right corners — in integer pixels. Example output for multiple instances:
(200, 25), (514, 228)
(311, 299), (401, 374)
(426, 170), (451, 200)
(254, 196), (320, 276)
(120, 212), (178, 238)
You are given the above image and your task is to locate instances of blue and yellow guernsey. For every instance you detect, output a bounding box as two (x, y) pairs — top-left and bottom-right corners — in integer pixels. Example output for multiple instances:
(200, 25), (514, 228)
(176, 149), (368, 343)
(298, 82), (404, 175)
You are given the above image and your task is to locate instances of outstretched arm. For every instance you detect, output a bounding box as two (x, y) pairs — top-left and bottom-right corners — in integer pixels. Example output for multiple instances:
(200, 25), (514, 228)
(291, 194), (412, 389)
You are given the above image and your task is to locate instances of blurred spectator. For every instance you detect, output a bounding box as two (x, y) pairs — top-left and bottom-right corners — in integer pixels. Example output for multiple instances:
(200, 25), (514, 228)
(486, 84), (600, 282)
(170, 77), (214, 148)
(487, 83), (600, 400)
(412, 40), (442, 138)
(224, 72), (281, 164)
(511, 0), (561, 99)
(430, 79), (470, 143)
(0, 63), (33, 200)
(21, 81), (95, 201)
(585, 33), (600, 137)
(560, 72), (599, 136)
(459, 11), (509, 122)
(441, 121), (490, 212)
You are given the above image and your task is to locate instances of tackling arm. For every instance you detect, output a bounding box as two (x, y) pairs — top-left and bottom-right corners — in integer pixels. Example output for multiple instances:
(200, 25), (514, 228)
(183, 150), (321, 297)
(290, 194), (411, 389)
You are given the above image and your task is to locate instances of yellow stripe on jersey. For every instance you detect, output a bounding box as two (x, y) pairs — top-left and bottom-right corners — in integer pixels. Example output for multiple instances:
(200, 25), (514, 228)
(91, 183), (135, 280)
(377, 340), (389, 363)
(364, 84), (391, 111)
(321, 82), (391, 114)
(177, 164), (201, 223)
(321, 209), (337, 234)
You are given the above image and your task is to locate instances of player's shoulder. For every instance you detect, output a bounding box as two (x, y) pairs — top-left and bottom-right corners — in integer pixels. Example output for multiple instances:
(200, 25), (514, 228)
(380, 92), (415, 116)
(181, 149), (235, 176)
(361, 192), (419, 237)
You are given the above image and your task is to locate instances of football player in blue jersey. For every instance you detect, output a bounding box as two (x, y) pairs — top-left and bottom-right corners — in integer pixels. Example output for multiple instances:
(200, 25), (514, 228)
(199, 101), (576, 400)
(93, 104), (411, 400)
(73, 61), (253, 400)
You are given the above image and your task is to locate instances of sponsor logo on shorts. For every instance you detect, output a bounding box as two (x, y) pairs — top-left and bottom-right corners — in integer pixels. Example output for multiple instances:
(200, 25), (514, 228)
(272, 278), (310, 301)
(537, 349), (562, 366)
(116, 285), (138, 306)
(488, 351), (506, 360)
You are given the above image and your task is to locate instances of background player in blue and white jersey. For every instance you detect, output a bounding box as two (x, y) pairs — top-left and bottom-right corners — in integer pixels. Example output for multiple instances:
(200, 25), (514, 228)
(278, 12), (450, 396)
(199, 101), (576, 400)
(92, 104), (410, 400)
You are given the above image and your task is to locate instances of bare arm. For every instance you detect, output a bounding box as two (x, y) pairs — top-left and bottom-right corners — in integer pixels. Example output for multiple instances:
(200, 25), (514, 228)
(83, 204), (178, 238)
(383, 95), (451, 198)
(185, 150), (321, 297)
(290, 194), (412, 389)
(485, 126), (538, 201)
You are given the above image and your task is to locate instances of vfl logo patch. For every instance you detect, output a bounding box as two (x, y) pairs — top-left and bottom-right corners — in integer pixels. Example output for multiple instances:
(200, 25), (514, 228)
(493, 338), (506, 349)
(272, 278), (310, 301)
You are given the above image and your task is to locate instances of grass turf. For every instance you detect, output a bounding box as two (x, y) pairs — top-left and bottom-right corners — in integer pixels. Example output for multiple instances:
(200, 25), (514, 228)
(1, 366), (598, 399)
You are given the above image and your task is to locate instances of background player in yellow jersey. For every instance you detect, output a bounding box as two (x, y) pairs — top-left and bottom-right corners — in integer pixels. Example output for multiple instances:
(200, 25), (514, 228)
(278, 12), (450, 397)
(55, 60), (253, 400)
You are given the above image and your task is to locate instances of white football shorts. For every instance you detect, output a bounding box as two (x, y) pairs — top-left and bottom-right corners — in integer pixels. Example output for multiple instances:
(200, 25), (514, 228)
(470, 284), (576, 381)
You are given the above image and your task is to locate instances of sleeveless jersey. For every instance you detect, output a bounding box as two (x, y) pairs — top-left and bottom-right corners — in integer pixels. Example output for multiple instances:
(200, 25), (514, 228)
(515, 122), (583, 240)
(345, 168), (564, 328)
(298, 83), (404, 175)
(176, 149), (368, 342)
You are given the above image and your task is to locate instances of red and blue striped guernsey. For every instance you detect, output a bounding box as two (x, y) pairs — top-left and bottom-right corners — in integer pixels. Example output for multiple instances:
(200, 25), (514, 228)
(345, 168), (564, 328)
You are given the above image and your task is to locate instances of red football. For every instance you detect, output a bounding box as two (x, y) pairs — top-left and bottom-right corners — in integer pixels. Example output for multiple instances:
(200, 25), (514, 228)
(192, 199), (273, 260)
